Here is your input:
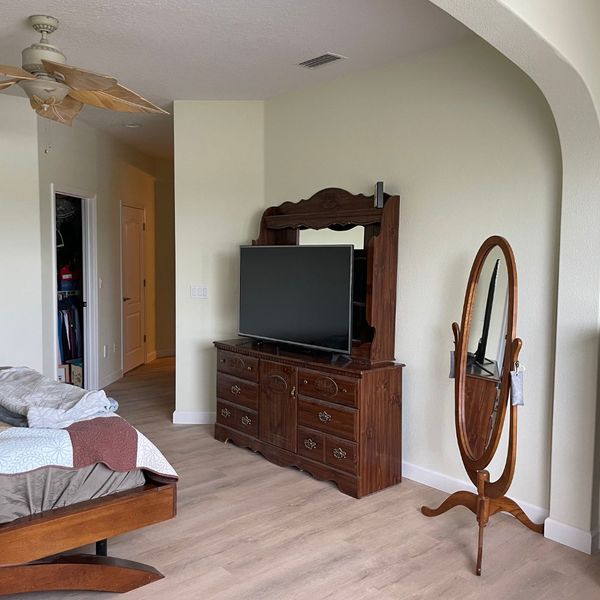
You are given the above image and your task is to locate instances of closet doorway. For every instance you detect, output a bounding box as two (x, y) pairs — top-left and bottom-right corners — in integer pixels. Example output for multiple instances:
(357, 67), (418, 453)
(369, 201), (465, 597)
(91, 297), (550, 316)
(53, 191), (98, 389)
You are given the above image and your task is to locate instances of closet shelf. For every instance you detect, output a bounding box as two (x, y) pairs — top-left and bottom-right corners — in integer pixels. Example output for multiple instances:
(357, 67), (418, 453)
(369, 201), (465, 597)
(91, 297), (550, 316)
(58, 290), (80, 297)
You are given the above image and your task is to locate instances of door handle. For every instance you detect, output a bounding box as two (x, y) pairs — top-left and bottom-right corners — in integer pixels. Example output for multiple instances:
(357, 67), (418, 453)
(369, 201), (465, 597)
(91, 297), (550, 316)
(123, 297), (131, 302)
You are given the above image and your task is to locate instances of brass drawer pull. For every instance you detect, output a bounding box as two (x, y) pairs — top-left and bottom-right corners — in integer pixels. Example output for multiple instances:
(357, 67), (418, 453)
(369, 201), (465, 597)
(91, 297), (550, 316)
(333, 447), (347, 460)
(291, 386), (296, 398)
(219, 358), (226, 363)
(304, 438), (317, 450)
(231, 384), (242, 395)
(241, 415), (252, 426)
(318, 411), (332, 423)
(247, 366), (252, 371)
(220, 407), (231, 418)
(303, 379), (308, 384)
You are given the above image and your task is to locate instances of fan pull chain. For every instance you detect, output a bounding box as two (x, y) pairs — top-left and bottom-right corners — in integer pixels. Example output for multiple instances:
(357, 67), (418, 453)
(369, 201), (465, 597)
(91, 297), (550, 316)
(41, 116), (52, 154)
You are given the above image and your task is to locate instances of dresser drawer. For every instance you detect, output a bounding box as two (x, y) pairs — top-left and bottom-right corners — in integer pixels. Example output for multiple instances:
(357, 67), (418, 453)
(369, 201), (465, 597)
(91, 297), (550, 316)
(217, 373), (258, 410)
(217, 350), (259, 382)
(298, 398), (357, 441)
(298, 369), (358, 407)
(216, 400), (258, 437)
(297, 427), (325, 463)
(324, 435), (358, 475)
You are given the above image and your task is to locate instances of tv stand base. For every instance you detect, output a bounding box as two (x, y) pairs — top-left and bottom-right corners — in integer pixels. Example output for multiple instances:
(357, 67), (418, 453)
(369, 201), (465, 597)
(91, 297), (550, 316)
(213, 339), (403, 498)
(215, 424), (361, 497)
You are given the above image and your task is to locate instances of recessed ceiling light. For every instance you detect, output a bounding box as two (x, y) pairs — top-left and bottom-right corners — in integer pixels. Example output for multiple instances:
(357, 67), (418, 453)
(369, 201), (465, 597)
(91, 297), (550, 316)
(124, 122), (141, 128)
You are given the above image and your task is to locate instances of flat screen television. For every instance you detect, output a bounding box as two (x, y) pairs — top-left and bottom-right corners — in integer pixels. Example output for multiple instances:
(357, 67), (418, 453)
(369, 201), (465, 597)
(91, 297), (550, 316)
(239, 245), (354, 354)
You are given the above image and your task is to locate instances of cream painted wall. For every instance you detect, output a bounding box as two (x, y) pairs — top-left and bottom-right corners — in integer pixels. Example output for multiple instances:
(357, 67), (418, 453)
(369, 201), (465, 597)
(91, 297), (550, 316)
(0, 95), (43, 371)
(264, 37), (561, 511)
(173, 101), (264, 423)
(432, 0), (600, 552)
(495, 0), (600, 543)
(500, 0), (600, 110)
(155, 159), (176, 357)
(38, 119), (158, 387)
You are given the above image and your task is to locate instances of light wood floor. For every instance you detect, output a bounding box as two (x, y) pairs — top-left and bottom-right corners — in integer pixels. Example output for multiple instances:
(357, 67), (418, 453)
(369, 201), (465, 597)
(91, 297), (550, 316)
(14, 358), (600, 599)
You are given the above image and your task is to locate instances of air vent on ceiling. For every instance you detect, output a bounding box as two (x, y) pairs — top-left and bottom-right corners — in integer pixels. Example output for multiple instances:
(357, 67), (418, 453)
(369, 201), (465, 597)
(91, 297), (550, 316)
(298, 53), (346, 69)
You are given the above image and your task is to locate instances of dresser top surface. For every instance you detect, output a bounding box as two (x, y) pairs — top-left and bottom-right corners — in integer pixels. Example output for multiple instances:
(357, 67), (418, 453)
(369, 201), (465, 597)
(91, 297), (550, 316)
(214, 338), (404, 376)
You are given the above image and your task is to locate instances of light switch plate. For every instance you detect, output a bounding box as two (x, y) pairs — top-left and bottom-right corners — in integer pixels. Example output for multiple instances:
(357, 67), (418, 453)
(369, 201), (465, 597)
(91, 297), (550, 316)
(190, 284), (208, 299)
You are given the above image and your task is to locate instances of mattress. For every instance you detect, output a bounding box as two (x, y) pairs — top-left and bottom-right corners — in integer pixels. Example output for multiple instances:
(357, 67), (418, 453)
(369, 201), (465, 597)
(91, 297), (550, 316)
(0, 463), (146, 524)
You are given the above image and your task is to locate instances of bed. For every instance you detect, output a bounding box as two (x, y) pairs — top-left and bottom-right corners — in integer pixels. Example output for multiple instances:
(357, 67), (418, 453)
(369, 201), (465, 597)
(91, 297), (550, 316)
(0, 367), (178, 596)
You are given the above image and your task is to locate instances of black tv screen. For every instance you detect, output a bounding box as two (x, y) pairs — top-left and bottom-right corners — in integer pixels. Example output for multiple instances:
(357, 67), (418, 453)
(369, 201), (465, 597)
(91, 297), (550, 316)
(239, 245), (353, 354)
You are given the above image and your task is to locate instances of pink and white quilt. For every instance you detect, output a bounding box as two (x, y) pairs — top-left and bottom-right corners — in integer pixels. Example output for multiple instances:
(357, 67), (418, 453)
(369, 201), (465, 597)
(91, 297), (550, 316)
(0, 414), (178, 479)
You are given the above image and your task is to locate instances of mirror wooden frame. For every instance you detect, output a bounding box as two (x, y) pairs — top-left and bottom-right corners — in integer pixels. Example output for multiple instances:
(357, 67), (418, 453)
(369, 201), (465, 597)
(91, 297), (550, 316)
(421, 236), (544, 576)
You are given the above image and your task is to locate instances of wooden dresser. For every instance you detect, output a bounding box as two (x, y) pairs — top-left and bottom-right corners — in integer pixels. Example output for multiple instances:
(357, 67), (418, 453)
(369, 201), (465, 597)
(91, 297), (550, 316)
(214, 188), (403, 498)
(214, 339), (403, 498)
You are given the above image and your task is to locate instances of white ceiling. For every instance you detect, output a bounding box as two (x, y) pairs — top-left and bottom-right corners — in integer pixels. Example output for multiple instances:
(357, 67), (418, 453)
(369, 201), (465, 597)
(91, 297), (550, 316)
(0, 1), (470, 159)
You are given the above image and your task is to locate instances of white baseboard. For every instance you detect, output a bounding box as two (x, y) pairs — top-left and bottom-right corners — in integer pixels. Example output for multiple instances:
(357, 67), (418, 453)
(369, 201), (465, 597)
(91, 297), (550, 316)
(544, 518), (595, 554)
(157, 349), (175, 358)
(172, 410), (215, 425)
(146, 351), (157, 363)
(99, 368), (123, 389)
(402, 461), (549, 525)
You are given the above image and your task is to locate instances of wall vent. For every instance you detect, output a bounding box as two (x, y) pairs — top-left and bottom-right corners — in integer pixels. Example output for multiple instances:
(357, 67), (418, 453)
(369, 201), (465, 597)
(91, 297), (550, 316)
(298, 53), (346, 69)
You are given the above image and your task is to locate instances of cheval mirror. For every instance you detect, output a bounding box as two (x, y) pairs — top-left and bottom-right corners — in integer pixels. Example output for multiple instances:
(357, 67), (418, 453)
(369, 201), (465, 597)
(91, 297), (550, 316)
(421, 236), (544, 575)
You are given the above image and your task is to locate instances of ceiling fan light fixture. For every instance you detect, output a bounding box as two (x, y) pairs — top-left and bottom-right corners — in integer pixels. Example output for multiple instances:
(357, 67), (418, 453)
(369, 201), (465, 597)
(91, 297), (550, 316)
(0, 14), (167, 125)
(19, 77), (70, 106)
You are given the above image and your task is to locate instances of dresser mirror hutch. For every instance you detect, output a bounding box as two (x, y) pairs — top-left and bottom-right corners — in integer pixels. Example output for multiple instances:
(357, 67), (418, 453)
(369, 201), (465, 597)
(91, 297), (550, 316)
(214, 187), (403, 498)
(421, 236), (544, 575)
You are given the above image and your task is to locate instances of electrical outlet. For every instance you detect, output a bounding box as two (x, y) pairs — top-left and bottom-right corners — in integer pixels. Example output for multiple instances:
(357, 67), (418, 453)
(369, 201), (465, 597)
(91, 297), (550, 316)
(103, 345), (107, 358)
(190, 284), (208, 299)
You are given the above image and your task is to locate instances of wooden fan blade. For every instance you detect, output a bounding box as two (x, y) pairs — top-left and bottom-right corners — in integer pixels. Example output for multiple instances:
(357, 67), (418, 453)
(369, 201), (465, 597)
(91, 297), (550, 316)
(32, 96), (84, 126)
(0, 64), (35, 81)
(42, 60), (117, 91)
(68, 84), (168, 114)
(0, 79), (18, 91)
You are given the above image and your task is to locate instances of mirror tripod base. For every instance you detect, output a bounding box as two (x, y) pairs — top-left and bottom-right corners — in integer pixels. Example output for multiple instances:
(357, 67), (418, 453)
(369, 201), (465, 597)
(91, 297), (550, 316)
(421, 469), (544, 576)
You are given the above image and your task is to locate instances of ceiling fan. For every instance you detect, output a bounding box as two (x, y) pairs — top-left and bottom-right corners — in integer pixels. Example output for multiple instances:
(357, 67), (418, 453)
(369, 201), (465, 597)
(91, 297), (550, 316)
(0, 15), (167, 125)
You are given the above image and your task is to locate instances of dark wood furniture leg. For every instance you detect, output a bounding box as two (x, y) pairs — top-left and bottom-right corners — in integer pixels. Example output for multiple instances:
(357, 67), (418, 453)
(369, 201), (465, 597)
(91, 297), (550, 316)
(421, 490), (478, 517)
(475, 470), (490, 576)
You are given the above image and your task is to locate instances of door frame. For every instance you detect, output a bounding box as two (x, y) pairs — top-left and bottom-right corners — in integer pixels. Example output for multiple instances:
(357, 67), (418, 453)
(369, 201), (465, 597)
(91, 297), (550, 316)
(120, 202), (147, 373)
(51, 184), (99, 389)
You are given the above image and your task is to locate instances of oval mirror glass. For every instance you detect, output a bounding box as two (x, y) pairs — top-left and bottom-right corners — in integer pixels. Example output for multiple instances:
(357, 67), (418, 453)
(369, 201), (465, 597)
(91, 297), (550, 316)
(463, 246), (509, 460)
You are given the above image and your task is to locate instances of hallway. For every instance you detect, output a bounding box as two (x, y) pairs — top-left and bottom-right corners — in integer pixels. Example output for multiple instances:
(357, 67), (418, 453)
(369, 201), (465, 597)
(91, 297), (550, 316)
(106, 356), (176, 433)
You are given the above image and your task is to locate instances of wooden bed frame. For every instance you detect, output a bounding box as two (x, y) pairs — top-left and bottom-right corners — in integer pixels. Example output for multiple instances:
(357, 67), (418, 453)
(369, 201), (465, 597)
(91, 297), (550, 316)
(0, 480), (176, 595)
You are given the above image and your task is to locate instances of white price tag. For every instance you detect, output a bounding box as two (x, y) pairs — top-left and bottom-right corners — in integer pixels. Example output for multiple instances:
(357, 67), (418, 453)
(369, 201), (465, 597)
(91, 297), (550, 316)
(510, 362), (525, 406)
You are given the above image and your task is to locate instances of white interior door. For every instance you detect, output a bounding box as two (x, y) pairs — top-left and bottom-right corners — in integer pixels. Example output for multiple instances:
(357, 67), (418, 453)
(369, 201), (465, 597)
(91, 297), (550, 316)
(122, 205), (145, 373)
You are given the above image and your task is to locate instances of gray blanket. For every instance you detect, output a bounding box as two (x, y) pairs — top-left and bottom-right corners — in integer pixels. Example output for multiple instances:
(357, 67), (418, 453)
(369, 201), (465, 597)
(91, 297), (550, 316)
(0, 367), (116, 428)
(0, 405), (26, 427)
